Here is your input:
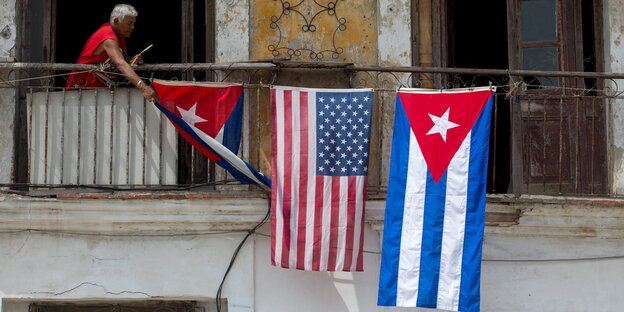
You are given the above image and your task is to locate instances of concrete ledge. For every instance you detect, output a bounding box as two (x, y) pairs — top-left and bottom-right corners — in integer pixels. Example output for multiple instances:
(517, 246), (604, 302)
(1, 193), (624, 238)
(369, 194), (624, 239)
(0, 194), (269, 235)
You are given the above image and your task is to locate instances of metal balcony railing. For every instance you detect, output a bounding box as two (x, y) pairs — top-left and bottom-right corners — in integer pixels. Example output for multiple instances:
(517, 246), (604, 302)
(1, 61), (623, 196)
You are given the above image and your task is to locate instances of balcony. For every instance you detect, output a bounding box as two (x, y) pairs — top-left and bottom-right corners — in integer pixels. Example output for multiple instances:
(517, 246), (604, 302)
(0, 62), (622, 198)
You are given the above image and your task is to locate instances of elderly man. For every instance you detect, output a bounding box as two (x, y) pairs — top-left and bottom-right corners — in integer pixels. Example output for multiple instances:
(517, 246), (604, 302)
(66, 4), (159, 103)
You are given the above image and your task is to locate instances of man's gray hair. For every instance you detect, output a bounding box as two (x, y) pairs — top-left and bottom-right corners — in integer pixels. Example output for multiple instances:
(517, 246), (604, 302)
(110, 4), (138, 24)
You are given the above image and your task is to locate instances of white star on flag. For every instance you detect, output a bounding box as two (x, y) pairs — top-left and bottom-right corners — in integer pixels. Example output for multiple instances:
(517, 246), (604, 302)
(177, 103), (207, 127)
(427, 108), (459, 142)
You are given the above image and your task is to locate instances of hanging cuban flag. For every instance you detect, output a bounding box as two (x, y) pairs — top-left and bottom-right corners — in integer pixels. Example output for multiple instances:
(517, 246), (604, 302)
(271, 86), (373, 271)
(378, 87), (495, 312)
(152, 79), (271, 189)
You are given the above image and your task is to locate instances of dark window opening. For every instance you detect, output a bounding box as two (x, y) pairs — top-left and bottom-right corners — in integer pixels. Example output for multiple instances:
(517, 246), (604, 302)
(29, 301), (202, 312)
(581, 0), (598, 91)
(56, 1), (182, 62)
(55, 0), (197, 85)
(449, 0), (511, 193)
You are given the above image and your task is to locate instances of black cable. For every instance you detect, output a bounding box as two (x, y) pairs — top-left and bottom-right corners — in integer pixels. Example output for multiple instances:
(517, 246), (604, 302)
(215, 199), (271, 312)
(0, 180), (250, 194)
(0, 228), (250, 238)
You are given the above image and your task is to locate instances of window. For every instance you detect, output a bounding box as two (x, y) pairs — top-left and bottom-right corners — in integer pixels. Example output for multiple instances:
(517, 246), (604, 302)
(16, 0), (216, 186)
(27, 301), (222, 312)
(429, 0), (607, 195)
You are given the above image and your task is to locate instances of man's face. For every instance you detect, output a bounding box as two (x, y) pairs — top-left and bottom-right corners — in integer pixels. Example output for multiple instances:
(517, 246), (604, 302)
(115, 16), (136, 38)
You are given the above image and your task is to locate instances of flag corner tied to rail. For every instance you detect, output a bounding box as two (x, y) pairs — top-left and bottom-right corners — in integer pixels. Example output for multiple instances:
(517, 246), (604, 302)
(270, 86), (374, 272)
(378, 87), (495, 312)
(152, 79), (271, 189)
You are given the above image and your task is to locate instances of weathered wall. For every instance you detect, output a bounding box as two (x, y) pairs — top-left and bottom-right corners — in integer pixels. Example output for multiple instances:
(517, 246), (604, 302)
(0, 79), (15, 184)
(0, 232), (254, 312)
(605, 0), (624, 195)
(250, 1), (377, 64)
(2, 212), (624, 312)
(0, 0), (16, 62)
(216, 0), (249, 62)
(377, 0), (411, 66)
(2, 195), (624, 312)
(0, 0), (16, 183)
(374, 0), (411, 186)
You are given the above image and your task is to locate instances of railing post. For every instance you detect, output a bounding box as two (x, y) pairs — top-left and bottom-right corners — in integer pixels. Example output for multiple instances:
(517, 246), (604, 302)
(511, 94), (526, 197)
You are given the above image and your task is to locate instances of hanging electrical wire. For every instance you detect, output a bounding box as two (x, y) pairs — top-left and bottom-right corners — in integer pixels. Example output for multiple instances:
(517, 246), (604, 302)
(215, 199), (271, 312)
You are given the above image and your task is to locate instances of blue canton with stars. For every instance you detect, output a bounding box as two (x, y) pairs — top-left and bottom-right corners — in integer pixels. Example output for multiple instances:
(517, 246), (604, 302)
(316, 91), (373, 176)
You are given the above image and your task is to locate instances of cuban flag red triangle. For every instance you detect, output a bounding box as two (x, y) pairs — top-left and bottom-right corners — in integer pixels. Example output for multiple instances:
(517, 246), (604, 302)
(399, 89), (493, 182)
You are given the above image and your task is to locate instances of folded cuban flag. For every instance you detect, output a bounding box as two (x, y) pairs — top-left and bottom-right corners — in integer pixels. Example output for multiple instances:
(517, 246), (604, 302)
(152, 79), (271, 189)
(378, 87), (495, 312)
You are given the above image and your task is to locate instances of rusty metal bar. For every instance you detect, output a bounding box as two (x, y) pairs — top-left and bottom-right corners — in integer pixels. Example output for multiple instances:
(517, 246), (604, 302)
(76, 88), (83, 184)
(492, 94), (498, 193)
(60, 89), (66, 184)
(0, 62), (277, 71)
(93, 88), (99, 184)
(591, 96), (596, 194)
(511, 95), (525, 197)
(558, 96), (564, 194)
(575, 96), (580, 194)
(109, 89), (115, 184)
(527, 97), (533, 192)
(126, 89), (132, 185)
(5, 62), (624, 79)
(540, 98), (545, 192)
(256, 87), (261, 179)
(44, 88), (49, 184)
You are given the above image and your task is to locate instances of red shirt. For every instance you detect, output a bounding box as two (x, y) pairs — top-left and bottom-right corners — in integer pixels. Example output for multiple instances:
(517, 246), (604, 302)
(66, 23), (126, 88)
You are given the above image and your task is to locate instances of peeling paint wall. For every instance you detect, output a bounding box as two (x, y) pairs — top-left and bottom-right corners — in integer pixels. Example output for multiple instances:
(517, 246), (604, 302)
(375, 0), (411, 185)
(0, 221), (382, 312)
(216, 0), (250, 62)
(377, 0), (411, 66)
(0, 232), (254, 312)
(0, 83), (14, 183)
(0, 0), (16, 183)
(2, 209), (624, 312)
(250, 1), (378, 64)
(604, 0), (624, 195)
(0, 0), (16, 61)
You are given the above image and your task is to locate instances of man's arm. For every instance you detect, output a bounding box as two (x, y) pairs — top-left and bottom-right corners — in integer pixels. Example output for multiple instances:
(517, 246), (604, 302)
(100, 39), (159, 102)
(122, 45), (131, 62)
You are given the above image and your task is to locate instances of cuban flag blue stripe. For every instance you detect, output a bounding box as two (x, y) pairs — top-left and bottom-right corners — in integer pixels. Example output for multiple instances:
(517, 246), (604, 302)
(377, 95), (410, 306)
(417, 171), (447, 308)
(155, 103), (272, 188)
(458, 96), (493, 312)
(222, 93), (244, 153)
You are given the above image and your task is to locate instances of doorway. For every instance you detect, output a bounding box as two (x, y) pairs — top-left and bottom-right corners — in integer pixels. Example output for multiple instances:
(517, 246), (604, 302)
(447, 0), (511, 193)
(56, 1), (182, 65)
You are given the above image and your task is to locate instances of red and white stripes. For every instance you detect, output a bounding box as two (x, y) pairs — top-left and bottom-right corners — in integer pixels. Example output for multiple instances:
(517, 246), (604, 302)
(271, 86), (367, 271)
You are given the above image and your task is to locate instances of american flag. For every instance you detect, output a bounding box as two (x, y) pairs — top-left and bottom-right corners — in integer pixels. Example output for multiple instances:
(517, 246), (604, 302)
(270, 86), (374, 271)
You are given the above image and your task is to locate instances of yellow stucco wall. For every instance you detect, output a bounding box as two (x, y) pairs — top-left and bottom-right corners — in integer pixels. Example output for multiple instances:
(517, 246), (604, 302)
(250, 0), (378, 64)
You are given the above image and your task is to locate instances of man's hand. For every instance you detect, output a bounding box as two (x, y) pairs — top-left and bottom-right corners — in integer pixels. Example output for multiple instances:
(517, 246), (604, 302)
(130, 54), (144, 65)
(139, 83), (160, 103)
